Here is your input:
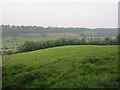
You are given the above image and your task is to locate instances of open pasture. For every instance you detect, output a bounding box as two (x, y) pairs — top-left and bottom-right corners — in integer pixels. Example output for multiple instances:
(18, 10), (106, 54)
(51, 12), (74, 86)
(2, 45), (119, 88)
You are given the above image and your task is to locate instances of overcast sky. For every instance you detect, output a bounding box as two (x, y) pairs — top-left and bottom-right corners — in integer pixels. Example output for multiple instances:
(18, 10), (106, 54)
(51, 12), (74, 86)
(0, 0), (119, 28)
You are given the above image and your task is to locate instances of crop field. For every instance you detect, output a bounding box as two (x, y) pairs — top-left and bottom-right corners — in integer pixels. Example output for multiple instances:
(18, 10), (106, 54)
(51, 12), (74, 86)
(2, 45), (119, 88)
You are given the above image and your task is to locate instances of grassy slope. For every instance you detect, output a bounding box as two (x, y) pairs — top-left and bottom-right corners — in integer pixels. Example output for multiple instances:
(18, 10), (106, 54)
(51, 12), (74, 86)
(3, 45), (118, 88)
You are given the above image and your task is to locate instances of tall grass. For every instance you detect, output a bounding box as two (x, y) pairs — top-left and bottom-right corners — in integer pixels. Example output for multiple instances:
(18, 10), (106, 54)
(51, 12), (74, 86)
(2, 45), (118, 88)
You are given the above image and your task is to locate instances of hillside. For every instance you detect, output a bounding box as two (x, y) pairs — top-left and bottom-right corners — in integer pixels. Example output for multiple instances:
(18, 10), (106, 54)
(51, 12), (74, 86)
(2, 25), (118, 38)
(2, 45), (118, 88)
(1, 25), (118, 52)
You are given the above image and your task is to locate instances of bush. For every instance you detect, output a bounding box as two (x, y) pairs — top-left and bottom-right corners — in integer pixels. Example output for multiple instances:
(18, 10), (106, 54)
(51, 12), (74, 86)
(6, 50), (14, 55)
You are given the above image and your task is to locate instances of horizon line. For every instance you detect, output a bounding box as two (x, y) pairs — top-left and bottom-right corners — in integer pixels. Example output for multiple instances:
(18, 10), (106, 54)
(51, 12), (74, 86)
(1, 24), (118, 29)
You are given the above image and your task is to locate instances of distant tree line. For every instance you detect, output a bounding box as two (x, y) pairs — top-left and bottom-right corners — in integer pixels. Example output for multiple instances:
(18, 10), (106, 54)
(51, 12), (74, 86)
(17, 37), (118, 53)
(2, 25), (118, 38)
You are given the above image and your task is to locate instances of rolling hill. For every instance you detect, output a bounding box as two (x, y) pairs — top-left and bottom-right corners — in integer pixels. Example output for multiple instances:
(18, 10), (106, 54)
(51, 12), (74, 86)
(2, 25), (118, 38)
(2, 45), (118, 88)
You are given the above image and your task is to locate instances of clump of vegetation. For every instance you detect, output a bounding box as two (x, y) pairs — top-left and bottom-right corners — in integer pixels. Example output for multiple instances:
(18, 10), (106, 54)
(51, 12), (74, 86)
(80, 58), (104, 65)
(6, 50), (14, 55)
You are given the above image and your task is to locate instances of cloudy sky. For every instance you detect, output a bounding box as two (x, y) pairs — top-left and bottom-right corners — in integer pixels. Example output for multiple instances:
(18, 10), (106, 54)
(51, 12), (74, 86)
(0, 0), (119, 28)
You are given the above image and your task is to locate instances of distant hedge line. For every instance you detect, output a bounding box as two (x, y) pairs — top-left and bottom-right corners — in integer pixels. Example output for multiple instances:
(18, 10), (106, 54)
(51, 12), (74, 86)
(17, 38), (118, 53)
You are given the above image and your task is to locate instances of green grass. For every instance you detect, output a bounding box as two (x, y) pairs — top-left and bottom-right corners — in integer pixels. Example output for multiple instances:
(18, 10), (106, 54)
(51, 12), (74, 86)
(2, 45), (119, 88)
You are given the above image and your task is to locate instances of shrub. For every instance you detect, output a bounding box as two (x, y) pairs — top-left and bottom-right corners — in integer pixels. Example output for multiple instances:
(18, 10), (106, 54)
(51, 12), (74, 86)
(6, 50), (14, 55)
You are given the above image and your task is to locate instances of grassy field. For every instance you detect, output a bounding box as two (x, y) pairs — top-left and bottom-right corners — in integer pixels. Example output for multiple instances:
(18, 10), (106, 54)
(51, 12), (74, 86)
(2, 45), (119, 88)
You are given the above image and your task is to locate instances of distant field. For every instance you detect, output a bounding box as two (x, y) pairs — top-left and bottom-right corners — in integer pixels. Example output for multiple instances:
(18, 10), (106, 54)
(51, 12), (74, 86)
(2, 45), (119, 88)
(2, 37), (53, 54)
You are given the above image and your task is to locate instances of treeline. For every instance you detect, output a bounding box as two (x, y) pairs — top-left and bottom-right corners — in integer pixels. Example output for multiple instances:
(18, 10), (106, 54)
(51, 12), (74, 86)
(2, 25), (118, 38)
(17, 38), (118, 53)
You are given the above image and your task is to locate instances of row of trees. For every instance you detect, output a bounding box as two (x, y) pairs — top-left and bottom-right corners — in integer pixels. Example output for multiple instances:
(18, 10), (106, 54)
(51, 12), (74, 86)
(17, 38), (118, 53)
(2, 25), (118, 38)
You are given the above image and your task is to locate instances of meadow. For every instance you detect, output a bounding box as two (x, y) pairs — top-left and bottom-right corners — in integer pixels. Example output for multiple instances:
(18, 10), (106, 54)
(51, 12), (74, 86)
(2, 45), (119, 88)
